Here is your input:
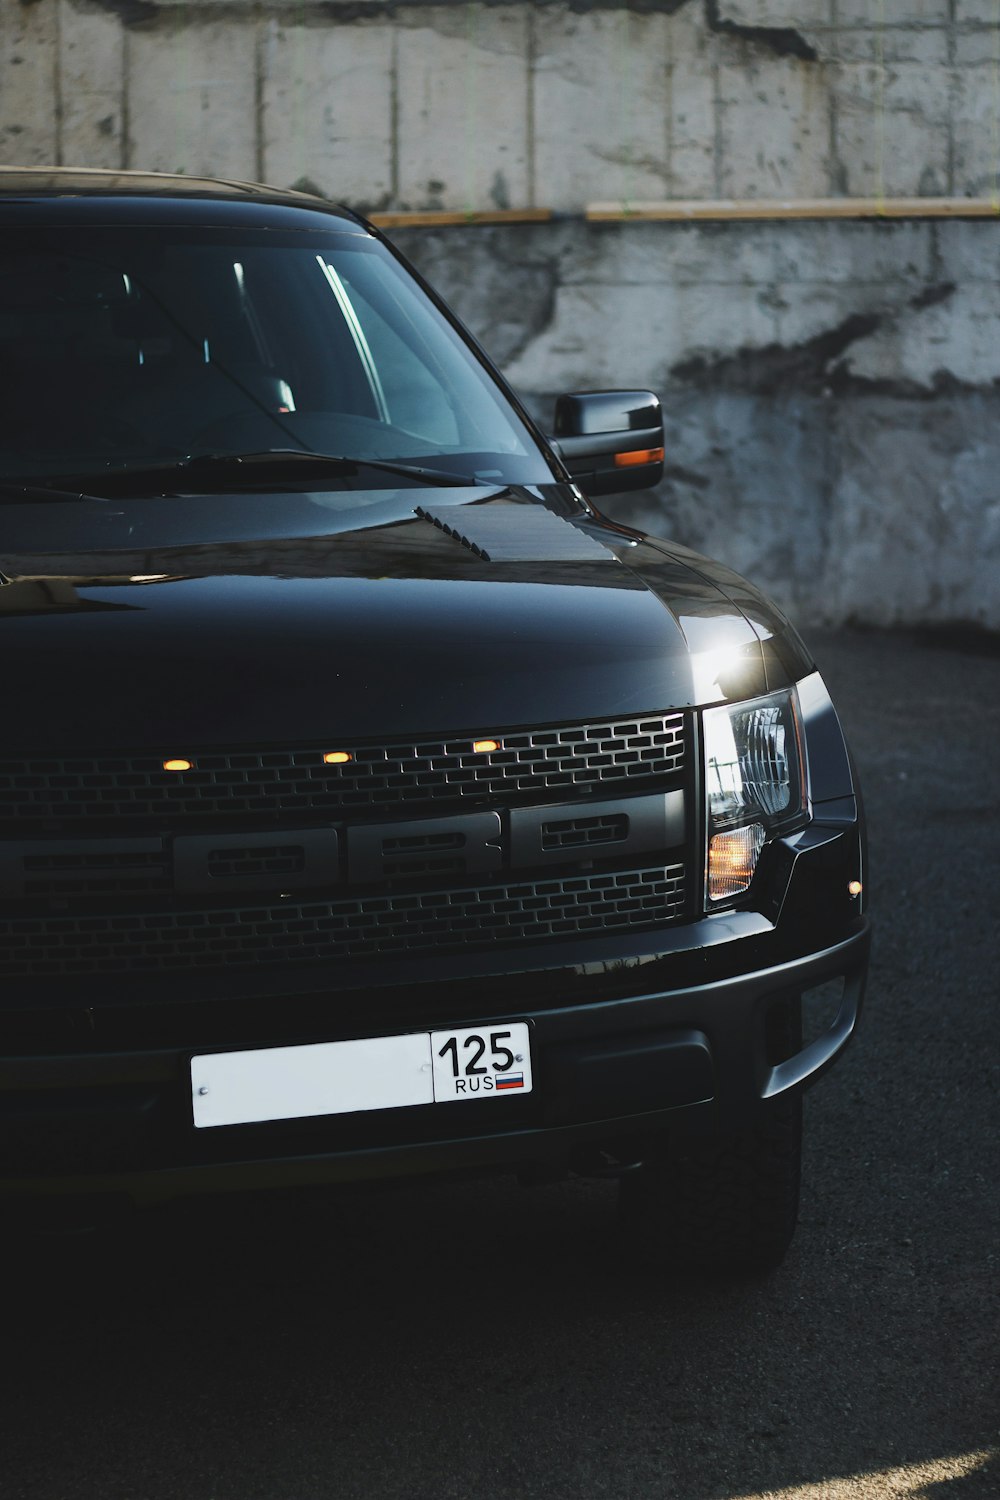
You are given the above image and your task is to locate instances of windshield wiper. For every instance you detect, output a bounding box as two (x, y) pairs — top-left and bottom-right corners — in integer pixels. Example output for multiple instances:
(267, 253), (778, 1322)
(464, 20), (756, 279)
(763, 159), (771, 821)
(0, 481), (108, 504)
(19, 450), (484, 497)
(181, 450), (481, 487)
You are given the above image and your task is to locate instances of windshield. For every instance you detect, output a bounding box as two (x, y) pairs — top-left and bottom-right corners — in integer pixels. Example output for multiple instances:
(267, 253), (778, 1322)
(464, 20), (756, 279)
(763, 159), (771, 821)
(0, 225), (553, 491)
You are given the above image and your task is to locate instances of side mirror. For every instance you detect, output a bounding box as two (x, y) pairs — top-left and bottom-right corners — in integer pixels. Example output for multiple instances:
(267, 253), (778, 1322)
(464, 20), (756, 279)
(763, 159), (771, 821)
(548, 390), (664, 496)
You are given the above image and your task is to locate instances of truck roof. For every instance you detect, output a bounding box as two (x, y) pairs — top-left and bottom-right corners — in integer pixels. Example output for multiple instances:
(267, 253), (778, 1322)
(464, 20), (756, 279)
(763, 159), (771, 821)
(0, 166), (365, 230)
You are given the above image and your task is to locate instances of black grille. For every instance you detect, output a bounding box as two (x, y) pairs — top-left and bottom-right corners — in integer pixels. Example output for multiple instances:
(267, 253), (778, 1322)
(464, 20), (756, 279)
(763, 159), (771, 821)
(1, 713), (686, 828)
(206, 846), (305, 880)
(22, 849), (172, 899)
(541, 814), (629, 851)
(380, 831), (466, 880)
(0, 864), (686, 978)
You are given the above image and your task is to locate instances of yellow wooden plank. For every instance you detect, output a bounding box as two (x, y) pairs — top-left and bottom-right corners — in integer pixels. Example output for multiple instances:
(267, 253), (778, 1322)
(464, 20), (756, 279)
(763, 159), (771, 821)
(586, 197), (1000, 222)
(369, 208), (554, 229)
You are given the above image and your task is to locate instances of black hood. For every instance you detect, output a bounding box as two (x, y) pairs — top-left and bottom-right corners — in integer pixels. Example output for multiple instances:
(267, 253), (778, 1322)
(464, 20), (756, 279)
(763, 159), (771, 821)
(0, 489), (808, 752)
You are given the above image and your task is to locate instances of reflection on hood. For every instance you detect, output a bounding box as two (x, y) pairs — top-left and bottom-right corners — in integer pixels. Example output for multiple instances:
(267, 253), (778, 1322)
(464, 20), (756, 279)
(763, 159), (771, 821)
(0, 509), (643, 592)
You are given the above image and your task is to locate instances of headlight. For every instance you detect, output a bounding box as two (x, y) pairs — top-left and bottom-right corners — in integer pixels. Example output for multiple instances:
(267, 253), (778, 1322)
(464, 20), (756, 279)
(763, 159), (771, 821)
(703, 688), (807, 905)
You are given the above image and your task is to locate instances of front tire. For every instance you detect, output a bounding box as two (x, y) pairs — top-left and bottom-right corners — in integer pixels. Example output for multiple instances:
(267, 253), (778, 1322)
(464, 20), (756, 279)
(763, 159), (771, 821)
(618, 1094), (802, 1273)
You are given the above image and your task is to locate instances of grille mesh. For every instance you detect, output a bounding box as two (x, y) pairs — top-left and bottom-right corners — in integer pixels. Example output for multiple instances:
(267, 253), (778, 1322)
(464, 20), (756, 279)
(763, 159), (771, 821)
(206, 846), (305, 879)
(541, 814), (628, 851)
(0, 864), (686, 978)
(22, 849), (172, 899)
(1, 713), (685, 828)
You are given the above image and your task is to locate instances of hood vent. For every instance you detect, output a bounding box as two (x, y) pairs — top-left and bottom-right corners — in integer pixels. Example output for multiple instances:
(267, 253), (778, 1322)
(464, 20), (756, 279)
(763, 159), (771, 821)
(416, 501), (615, 564)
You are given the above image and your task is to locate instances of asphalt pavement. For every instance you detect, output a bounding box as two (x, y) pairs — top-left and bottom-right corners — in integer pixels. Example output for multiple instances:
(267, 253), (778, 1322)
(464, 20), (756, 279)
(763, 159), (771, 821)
(3, 628), (998, 1500)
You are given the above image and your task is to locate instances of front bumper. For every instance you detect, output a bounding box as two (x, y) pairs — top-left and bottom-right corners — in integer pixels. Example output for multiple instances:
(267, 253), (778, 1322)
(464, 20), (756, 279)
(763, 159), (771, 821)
(0, 913), (869, 1203)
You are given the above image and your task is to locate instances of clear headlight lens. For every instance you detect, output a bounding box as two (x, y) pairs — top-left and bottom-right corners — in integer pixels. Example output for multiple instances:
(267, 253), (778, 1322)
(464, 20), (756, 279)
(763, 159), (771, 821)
(703, 688), (807, 904)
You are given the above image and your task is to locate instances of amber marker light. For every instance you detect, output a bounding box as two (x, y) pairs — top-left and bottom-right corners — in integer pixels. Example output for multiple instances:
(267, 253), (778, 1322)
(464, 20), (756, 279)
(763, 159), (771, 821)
(707, 824), (766, 903)
(849, 880), (863, 898)
(473, 739), (500, 754)
(162, 758), (193, 772)
(322, 751), (353, 765)
(614, 447), (665, 468)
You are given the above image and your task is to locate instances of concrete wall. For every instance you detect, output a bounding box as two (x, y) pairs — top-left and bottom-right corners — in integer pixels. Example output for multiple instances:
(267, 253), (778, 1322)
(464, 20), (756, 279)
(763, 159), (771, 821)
(3, 1), (998, 208)
(2, 1), (999, 628)
(3, 0), (995, 208)
(394, 216), (1000, 631)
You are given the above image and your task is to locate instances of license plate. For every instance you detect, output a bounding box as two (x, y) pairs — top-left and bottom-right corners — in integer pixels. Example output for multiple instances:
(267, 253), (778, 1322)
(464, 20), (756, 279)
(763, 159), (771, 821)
(191, 1022), (532, 1129)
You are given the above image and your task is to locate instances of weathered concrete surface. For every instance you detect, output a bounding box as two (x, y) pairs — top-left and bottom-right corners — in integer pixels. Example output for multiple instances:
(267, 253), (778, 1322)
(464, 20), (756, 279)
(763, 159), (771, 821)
(56, 0), (125, 170)
(396, 5), (531, 216)
(394, 218), (1000, 630)
(0, 0), (57, 164)
(261, 18), (394, 208)
(127, 17), (259, 179)
(3, 1), (1000, 206)
(532, 7), (673, 209)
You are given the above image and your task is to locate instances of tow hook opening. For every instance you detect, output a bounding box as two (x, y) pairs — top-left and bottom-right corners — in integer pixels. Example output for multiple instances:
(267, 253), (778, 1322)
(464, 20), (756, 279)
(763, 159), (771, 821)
(569, 1141), (646, 1180)
(517, 1140), (647, 1185)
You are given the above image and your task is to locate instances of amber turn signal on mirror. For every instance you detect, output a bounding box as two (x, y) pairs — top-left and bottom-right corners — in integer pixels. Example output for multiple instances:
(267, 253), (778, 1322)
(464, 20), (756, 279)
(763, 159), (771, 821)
(614, 447), (665, 468)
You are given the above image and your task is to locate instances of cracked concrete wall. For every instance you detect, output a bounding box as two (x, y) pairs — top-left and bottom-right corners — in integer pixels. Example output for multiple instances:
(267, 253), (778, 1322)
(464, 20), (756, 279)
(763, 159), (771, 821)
(3, 1), (1000, 206)
(392, 218), (1000, 630)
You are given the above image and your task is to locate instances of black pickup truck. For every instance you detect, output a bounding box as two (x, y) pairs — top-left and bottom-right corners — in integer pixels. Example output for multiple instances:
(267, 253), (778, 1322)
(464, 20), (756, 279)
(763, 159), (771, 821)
(0, 168), (869, 1267)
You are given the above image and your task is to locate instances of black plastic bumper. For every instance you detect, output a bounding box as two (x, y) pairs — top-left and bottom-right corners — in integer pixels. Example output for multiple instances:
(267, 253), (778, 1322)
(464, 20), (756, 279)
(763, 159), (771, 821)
(0, 920), (869, 1202)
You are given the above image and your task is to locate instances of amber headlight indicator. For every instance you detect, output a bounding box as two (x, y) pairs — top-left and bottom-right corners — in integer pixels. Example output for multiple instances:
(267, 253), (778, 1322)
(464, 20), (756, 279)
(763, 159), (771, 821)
(703, 688), (807, 907)
(707, 823), (766, 903)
